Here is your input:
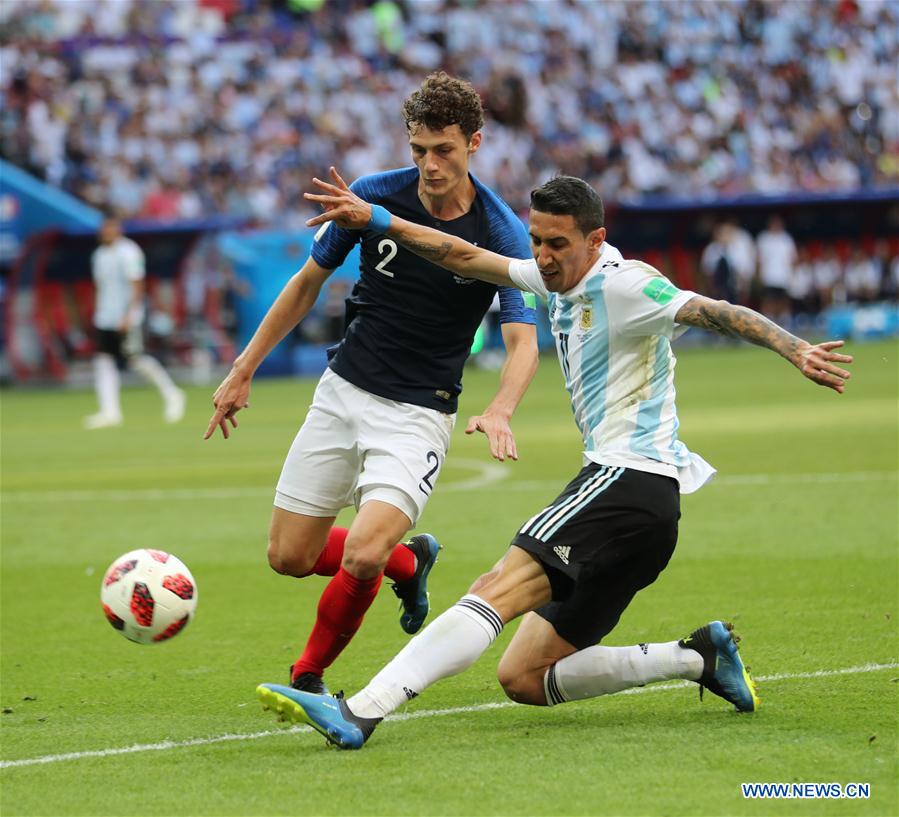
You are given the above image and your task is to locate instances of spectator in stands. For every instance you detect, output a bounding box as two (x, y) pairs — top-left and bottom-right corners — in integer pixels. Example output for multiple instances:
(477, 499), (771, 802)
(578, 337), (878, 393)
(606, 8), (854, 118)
(84, 216), (186, 429)
(722, 218), (758, 307)
(813, 245), (843, 309)
(844, 246), (881, 303)
(700, 222), (739, 303)
(183, 236), (247, 341)
(700, 220), (759, 305)
(756, 215), (798, 324)
(788, 245), (817, 326)
(873, 239), (898, 302)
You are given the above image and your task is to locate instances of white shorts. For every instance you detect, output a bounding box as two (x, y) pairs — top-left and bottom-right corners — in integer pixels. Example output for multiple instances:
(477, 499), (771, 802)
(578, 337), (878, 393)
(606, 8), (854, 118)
(275, 369), (456, 525)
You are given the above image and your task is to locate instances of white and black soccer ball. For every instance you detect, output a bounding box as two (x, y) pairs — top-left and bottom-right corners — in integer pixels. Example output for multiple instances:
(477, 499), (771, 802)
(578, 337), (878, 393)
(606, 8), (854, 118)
(100, 549), (198, 644)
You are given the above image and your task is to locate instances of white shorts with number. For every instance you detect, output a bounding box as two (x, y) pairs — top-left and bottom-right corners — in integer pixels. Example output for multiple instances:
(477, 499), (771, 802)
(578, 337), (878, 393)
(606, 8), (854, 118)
(275, 368), (456, 525)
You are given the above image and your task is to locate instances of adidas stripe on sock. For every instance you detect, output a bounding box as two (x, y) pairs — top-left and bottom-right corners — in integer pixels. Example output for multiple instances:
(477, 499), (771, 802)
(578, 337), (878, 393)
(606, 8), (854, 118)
(544, 641), (704, 705)
(348, 594), (504, 719)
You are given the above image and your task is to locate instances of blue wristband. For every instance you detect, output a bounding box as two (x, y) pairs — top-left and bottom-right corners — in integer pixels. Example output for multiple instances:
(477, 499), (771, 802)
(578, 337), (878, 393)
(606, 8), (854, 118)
(367, 204), (392, 234)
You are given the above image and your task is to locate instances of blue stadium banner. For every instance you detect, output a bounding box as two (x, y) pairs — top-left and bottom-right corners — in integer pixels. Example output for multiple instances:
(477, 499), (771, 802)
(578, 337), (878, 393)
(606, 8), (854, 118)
(217, 229), (361, 375)
(0, 159), (102, 263)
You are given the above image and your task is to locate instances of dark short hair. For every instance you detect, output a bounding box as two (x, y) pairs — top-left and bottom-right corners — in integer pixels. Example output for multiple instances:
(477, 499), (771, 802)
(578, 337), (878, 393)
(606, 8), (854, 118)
(402, 72), (485, 140)
(529, 176), (605, 235)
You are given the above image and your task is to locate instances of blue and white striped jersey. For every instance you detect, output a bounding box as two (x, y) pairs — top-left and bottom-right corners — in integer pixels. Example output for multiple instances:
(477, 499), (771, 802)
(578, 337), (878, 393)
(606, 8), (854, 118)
(312, 167), (536, 413)
(509, 242), (715, 493)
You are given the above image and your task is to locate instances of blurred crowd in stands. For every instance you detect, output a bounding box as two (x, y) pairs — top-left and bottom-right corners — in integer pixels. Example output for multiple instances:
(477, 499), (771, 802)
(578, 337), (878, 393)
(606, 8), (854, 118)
(2, 0), (898, 226)
(701, 217), (898, 330)
(1, 0), (897, 368)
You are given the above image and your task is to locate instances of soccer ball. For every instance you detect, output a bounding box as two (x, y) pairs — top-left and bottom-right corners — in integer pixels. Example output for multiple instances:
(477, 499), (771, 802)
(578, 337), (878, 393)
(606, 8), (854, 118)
(100, 549), (198, 644)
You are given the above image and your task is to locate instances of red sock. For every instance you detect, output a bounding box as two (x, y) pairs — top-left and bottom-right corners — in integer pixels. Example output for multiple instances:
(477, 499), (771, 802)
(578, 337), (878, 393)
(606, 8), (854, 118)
(303, 527), (348, 577)
(303, 526), (415, 582)
(291, 567), (383, 679)
(385, 540), (416, 583)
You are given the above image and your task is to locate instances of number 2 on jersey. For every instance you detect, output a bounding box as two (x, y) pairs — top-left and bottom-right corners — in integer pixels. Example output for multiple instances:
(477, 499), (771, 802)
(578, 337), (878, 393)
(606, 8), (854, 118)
(418, 450), (440, 496)
(375, 239), (398, 278)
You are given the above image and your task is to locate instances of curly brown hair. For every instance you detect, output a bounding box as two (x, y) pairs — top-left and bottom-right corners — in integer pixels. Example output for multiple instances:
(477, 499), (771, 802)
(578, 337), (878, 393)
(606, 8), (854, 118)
(402, 72), (485, 140)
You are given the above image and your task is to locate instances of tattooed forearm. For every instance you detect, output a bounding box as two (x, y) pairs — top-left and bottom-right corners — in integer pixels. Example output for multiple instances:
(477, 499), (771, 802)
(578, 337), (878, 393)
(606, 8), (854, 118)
(386, 219), (513, 285)
(676, 297), (802, 360)
(674, 295), (852, 393)
(397, 236), (454, 264)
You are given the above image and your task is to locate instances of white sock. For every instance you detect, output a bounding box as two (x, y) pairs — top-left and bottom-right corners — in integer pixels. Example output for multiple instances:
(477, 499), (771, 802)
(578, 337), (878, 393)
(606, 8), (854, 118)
(94, 354), (121, 417)
(131, 354), (180, 402)
(348, 595), (503, 719)
(544, 641), (704, 705)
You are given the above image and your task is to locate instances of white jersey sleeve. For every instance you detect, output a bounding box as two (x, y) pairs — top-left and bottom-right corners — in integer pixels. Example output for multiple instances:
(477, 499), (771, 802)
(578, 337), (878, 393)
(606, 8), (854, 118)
(121, 238), (146, 281)
(507, 258), (548, 300)
(604, 261), (695, 339)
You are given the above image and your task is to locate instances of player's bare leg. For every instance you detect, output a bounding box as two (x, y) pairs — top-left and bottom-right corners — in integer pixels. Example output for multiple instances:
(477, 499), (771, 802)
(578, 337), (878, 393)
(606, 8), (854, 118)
(342, 499), (443, 633)
(471, 546), (552, 623)
(499, 615), (758, 711)
(257, 547), (550, 748)
(267, 508), (334, 577)
(341, 500), (413, 579)
(338, 547), (550, 718)
(268, 509), (424, 586)
(287, 501), (412, 688)
(496, 613), (579, 705)
(500, 612), (705, 707)
(267, 503), (440, 696)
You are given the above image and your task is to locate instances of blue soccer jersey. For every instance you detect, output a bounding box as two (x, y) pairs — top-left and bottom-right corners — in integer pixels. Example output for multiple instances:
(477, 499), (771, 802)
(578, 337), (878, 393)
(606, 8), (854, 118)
(311, 167), (535, 413)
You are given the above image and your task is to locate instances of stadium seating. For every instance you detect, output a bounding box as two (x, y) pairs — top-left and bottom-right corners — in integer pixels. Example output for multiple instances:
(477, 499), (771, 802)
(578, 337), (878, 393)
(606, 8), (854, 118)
(1, 0), (897, 220)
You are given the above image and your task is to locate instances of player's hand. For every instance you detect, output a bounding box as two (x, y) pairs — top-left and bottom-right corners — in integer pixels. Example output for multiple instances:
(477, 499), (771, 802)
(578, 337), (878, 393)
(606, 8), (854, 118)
(304, 167), (371, 230)
(204, 367), (252, 440)
(465, 411), (519, 462)
(793, 339), (853, 393)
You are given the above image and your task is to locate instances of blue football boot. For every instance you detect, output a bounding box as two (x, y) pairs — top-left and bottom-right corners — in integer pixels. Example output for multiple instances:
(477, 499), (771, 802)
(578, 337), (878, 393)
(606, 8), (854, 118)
(391, 533), (442, 634)
(256, 684), (380, 749)
(679, 620), (760, 712)
(290, 670), (328, 695)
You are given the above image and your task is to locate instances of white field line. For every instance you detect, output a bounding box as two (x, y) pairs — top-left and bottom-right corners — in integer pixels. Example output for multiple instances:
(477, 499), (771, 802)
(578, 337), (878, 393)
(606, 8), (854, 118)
(1, 661), (896, 770)
(2, 470), (895, 504)
(0, 458), (508, 503)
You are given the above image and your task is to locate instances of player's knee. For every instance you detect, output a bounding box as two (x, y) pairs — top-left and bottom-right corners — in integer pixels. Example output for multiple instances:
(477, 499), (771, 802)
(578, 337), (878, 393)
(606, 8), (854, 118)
(497, 666), (547, 706)
(340, 546), (386, 578)
(266, 537), (317, 577)
(341, 532), (391, 578)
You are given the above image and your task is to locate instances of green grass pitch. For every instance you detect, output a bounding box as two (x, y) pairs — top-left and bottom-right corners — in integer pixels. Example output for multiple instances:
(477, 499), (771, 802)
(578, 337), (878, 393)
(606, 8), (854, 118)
(1, 338), (897, 817)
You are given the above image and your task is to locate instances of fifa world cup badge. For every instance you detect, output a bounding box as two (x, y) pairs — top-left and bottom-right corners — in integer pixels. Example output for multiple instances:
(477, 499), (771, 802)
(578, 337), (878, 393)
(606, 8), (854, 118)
(580, 303), (593, 330)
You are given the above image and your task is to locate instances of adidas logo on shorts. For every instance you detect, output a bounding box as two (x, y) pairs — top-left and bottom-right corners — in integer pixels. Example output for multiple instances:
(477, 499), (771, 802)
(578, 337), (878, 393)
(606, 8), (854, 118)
(553, 545), (571, 565)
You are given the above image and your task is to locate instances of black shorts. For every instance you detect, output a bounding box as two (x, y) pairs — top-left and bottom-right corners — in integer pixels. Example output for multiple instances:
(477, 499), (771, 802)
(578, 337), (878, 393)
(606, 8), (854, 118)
(95, 328), (142, 368)
(512, 463), (680, 649)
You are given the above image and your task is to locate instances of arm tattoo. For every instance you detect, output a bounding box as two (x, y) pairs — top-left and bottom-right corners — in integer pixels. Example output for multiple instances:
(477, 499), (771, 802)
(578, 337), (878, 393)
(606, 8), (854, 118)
(396, 236), (454, 264)
(677, 297), (801, 360)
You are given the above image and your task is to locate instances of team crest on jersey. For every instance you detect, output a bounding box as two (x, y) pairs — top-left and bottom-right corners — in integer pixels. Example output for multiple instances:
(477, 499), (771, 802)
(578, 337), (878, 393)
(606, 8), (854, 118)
(579, 304), (593, 330)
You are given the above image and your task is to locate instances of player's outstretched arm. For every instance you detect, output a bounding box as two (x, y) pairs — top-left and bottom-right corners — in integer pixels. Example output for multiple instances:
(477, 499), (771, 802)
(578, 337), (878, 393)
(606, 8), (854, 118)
(203, 258), (333, 439)
(675, 295), (853, 393)
(466, 321), (539, 462)
(305, 167), (516, 286)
